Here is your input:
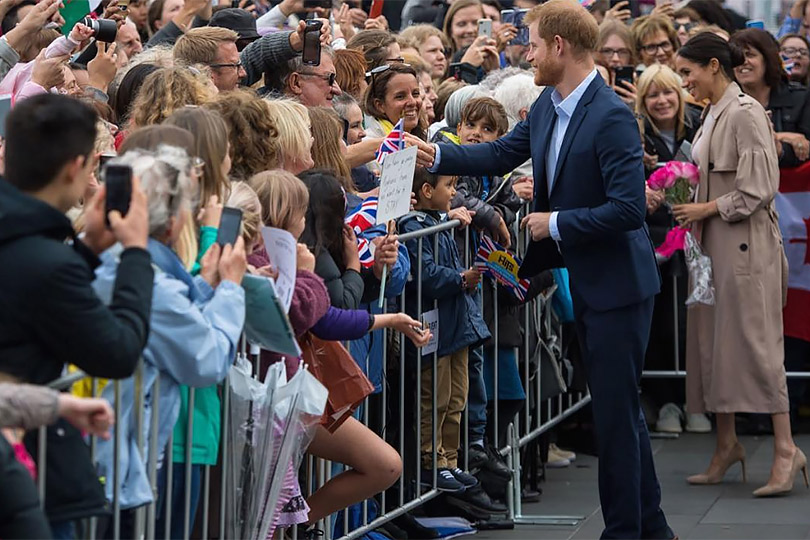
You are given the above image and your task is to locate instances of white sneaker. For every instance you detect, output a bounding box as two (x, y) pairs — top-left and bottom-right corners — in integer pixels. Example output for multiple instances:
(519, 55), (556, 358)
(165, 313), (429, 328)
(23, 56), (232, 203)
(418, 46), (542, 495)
(549, 443), (576, 462)
(547, 446), (571, 468)
(685, 412), (712, 433)
(655, 403), (683, 433)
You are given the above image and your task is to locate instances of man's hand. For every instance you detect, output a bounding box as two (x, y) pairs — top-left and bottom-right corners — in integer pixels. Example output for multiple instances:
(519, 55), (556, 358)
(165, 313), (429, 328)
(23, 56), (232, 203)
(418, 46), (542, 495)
(520, 212), (551, 241)
(108, 175), (150, 250)
(58, 394), (115, 440)
(512, 176), (534, 200)
(290, 18), (331, 52)
(403, 133), (436, 168)
(31, 50), (67, 89)
(645, 187), (665, 215)
(371, 234), (399, 279)
(448, 207), (475, 228)
(88, 42), (119, 92)
(218, 237), (247, 284)
(82, 183), (117, 255)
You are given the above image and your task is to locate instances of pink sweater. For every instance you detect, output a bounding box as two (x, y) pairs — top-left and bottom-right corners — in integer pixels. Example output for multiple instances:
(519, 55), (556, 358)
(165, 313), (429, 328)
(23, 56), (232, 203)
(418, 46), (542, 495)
(0, 35), (78, 103)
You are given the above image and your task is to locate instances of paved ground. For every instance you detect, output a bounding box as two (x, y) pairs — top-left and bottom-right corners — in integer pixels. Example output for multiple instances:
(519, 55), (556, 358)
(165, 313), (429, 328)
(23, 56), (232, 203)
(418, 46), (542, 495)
(476, 433), (810, 540)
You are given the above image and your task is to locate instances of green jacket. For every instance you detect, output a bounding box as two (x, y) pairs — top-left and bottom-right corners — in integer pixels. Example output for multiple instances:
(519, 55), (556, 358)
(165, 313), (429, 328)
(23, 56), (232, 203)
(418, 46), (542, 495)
(172, 226), (223, 465)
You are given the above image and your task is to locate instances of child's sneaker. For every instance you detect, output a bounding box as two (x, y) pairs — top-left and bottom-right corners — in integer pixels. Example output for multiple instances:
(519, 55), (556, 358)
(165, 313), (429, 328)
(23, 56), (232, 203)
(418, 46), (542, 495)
(449, 467), (479, 488)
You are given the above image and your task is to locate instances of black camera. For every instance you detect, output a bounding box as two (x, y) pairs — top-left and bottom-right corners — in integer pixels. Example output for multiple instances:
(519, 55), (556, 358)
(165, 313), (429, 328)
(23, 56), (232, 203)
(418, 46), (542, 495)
(80, 16), (118, 43)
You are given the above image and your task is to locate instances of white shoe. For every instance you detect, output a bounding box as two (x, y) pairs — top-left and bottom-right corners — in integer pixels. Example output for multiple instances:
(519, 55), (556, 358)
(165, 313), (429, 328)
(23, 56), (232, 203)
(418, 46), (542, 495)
(549, 443), (576, 462)
(685, 412), (712, 433)
(655, 403), (683, 433)
(547, 446), (571, 468)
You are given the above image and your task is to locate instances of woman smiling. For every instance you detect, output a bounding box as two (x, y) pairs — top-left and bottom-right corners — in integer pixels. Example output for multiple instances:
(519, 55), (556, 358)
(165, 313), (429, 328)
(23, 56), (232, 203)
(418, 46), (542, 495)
(363, 62), (424, 139)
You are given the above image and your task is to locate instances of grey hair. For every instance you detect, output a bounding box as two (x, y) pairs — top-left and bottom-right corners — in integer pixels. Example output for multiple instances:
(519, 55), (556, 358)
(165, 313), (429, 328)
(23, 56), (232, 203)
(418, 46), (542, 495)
(282, 45), (336, 89)
(493, 73), (543, 130)
(478, 66), (528, 94)
(332, 92), (359, 120)
(111, 145), (192, 238)
(444, 85), (488, 129)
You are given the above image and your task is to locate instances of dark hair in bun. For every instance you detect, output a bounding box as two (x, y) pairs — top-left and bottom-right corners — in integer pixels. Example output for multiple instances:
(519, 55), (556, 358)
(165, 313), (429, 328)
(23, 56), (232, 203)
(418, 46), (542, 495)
(677, 32), (744, 81)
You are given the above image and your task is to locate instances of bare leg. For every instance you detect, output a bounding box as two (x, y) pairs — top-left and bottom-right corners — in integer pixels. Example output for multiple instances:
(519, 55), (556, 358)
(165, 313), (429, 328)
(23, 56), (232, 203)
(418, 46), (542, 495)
(765, 412), (798, 486)
(305, 417), (402, 524)
(689, 412), (744, 483)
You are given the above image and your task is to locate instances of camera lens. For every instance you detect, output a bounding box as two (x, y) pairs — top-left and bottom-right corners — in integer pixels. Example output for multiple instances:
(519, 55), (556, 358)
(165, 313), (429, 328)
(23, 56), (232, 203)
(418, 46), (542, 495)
(80, 16), (118, 43)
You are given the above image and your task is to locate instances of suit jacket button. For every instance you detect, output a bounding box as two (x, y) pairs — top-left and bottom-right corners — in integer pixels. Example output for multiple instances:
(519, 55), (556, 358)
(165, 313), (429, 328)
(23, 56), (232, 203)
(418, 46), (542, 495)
(740, 243), (748, 252)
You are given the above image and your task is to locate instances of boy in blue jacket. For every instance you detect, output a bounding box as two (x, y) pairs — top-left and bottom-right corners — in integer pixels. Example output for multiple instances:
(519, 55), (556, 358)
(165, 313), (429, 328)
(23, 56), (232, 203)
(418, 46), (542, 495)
(399, 169), (491, 494)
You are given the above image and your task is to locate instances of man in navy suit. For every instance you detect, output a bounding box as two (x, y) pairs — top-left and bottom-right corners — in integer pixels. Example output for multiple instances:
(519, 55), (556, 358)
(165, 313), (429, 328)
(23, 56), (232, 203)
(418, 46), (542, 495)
(426, 1), (674, 537)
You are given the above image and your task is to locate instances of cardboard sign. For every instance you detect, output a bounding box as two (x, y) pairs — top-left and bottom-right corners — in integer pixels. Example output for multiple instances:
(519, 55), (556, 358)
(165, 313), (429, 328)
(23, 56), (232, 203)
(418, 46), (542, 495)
(376, 145), (418, 224)
(261, 226), (297, 313)
(421, 309), (439, 357)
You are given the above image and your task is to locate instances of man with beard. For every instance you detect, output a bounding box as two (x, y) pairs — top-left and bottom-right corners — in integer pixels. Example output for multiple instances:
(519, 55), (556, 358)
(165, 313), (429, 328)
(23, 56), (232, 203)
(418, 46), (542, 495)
(426, 0), (674, 538)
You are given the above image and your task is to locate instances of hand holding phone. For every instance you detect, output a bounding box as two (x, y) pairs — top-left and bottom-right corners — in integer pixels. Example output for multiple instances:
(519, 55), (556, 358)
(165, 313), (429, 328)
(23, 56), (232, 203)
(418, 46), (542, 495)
(104, 164), (132, 228)
(216, 206), (243, 247)
(613, 65), (635, 89)
(478, 18), (492, 39)
(302, 19), (323, 66)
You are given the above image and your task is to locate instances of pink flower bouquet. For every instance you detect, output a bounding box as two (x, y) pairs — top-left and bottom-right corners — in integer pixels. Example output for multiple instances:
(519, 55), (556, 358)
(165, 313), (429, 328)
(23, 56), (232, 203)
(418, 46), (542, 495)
(647, 161), (700, 205)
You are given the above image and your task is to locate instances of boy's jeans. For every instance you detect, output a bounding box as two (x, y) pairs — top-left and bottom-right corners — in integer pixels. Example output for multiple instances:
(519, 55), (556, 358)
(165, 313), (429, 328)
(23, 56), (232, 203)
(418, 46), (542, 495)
(420, 348), (469, 469)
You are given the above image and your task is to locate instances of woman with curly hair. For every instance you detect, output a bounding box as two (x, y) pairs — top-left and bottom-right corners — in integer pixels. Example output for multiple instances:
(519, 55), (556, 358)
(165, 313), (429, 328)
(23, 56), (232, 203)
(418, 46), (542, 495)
(130, 67), (216, 128)
(204, 89), (280, 179)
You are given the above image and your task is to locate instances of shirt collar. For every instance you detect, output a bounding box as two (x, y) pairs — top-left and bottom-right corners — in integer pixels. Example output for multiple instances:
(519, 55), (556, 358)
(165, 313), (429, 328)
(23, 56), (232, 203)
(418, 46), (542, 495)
(550, 68), (599, 118)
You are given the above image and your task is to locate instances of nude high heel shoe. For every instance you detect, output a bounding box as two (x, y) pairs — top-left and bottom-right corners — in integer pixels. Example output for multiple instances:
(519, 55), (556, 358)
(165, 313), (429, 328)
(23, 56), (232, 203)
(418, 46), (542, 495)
(687, 442), (747, 485)
(753, 448), (809, 497)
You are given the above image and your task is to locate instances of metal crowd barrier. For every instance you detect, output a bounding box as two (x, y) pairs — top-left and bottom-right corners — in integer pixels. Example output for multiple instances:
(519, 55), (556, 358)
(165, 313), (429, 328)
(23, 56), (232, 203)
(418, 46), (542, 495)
(34, 204), (591, 540)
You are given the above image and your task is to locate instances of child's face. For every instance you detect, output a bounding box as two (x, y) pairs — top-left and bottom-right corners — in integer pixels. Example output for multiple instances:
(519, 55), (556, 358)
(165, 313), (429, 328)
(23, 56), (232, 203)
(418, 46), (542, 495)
(458, 117), (502, 145)
(288, 211), (306, 240)
(420, 176), (456, 213)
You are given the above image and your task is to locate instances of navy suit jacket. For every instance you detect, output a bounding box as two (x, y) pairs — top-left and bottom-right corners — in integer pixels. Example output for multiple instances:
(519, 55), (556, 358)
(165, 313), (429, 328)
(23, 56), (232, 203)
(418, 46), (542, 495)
(435, 75), (660, 312)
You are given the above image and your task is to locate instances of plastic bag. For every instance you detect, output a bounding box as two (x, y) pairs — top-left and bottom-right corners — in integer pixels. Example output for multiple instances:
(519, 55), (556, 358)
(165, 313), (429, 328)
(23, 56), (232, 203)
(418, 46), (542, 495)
(683, 230), (715, 306)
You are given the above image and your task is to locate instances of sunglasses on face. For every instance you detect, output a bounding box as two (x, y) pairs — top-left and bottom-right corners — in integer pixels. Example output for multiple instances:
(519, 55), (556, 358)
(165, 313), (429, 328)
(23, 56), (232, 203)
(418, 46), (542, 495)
(298, 71), (337, 87)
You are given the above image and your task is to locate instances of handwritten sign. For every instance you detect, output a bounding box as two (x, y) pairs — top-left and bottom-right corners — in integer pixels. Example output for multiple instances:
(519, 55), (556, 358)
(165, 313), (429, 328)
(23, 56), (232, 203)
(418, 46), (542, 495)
(261, 226), (297, 313)
(376, 145), (418, 224)
(421, 309), (439, 356)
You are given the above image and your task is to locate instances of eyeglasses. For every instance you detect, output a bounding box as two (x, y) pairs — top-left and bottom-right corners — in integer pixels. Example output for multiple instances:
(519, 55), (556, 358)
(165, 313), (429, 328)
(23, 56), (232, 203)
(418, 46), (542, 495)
(209, 61), (243, 71)
(641, 40), (674, 55)
(781, 46), (810, 58)
(298, 71), (338, 87)
(599, 47), (631, 60)
(676, 21), (696, 33)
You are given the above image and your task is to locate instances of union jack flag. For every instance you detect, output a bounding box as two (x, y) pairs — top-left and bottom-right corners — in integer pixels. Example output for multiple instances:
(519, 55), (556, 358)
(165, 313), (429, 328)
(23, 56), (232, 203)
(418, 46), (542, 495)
(346, 197), (379, 269)
(374, 118), (405, 165)
(475, 235), (530, 301)
(782, 53), (796, 75)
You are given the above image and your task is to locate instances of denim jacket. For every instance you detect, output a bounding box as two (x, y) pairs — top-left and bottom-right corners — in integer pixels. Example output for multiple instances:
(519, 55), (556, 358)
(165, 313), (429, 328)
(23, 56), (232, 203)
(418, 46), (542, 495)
(91, 241), (244, 508)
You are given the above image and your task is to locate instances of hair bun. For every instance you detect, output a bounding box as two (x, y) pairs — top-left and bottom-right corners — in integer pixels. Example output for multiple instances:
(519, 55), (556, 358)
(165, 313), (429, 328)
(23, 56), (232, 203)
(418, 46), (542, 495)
(728, 41), (745, 68)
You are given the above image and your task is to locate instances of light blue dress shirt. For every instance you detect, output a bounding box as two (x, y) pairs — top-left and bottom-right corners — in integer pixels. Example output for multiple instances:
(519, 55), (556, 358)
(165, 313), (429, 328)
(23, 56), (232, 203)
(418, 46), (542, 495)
(547, 68), (599, 241)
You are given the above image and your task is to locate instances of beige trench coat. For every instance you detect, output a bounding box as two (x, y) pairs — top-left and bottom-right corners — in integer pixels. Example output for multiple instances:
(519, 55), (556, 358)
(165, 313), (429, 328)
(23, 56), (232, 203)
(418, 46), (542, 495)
(686, 82), (790, 414)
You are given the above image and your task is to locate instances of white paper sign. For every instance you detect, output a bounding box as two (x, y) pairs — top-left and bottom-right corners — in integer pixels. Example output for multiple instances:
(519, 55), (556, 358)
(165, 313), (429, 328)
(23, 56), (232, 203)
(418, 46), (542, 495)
(376, 145), (418, 224)
(260, 226), (297, 313)
(421, 309), (439, 357)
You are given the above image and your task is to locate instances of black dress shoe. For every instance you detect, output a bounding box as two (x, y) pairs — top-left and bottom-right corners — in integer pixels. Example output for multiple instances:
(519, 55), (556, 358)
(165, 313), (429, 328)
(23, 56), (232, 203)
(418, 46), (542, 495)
(468, 444), (513, 480)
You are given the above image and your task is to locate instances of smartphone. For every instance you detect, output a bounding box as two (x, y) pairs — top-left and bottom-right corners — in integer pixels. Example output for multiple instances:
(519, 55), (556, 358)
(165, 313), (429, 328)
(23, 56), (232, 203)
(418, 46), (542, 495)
(0, 94), (11, 138)
(369, 0), (384, 19)
(614, 65), (635, 89)
(303, 0), (331, 8)
(302, 19), (322, 66)
(231, 0), (240, 7)
(478, 18), (492, 39)
(746, 19), (765, 29)
(512, 8), (530, 46)
(216, 207), (243, 246)
(609, 0), (640, 18)
(104, 164), (132, 227)
(500, 8), (514, 25)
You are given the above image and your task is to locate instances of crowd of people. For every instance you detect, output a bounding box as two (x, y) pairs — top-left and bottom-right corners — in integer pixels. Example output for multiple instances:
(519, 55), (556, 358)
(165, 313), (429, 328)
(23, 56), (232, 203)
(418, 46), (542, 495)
(0, 0), (808, 538)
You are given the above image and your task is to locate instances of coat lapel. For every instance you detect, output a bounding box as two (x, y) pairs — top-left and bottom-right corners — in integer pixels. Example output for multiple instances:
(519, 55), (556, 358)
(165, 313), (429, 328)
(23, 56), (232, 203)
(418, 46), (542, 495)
(550, 76), (603, 196)
(532, 93), (555, 210)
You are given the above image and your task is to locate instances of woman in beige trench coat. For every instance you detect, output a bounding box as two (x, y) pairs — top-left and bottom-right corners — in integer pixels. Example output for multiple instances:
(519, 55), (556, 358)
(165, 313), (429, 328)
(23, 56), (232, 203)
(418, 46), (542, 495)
(672, 33), (807, 497)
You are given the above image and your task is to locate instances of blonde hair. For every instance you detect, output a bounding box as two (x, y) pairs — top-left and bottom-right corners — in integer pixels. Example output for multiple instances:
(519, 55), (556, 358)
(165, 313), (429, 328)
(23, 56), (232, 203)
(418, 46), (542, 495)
(131, 67), (215, 127)
(174, 26), (238, 66)
(400, 24), (450, 51)
(263, 98), (312, 172)
(688, 24), (730, 41)
(205, 89), (279, 179)
(635, 64), (687, 140)
(524, 0), (598, 57)
(249, 170), (309, 232)
(226, 181), (262, 248)
(308, 107), (353, 192)
(402, 52), (431, 77)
